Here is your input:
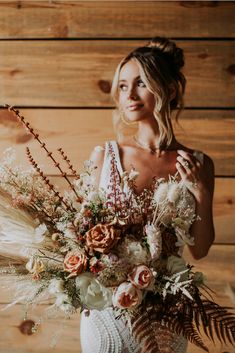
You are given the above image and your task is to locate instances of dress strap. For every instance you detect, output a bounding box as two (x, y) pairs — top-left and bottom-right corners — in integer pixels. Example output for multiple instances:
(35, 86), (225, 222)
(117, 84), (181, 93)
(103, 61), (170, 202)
(98, 140), (123, 191)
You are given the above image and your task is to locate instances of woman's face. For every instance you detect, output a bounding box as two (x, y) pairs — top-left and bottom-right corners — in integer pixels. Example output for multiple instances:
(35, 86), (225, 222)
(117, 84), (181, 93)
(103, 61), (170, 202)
(118, 59), (156, 123)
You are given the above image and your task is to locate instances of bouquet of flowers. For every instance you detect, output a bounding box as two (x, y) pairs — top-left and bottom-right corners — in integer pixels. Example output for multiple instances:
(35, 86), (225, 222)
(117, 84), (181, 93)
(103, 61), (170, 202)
(0, 105), (234, 353)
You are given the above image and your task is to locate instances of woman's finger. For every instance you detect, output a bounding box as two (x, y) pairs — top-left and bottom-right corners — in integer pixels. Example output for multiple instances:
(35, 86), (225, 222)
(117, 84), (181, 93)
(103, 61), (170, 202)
(177, 149), (195, 166)
(176, 155), (194, 173)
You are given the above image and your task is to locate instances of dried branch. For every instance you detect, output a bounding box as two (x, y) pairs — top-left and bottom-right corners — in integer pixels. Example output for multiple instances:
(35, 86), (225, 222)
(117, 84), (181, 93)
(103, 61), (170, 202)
(57, 147), (80, 179)
(4, 104), (81, 203)
(26, 147), (73, 212)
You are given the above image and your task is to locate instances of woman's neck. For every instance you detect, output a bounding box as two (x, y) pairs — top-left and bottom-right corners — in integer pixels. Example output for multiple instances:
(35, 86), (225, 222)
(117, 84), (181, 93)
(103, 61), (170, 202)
(134, 120), (178, 151)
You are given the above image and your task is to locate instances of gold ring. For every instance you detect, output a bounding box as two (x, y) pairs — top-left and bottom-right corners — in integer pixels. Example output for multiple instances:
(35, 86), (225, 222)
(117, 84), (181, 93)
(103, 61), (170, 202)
(184, 161), (193, 169)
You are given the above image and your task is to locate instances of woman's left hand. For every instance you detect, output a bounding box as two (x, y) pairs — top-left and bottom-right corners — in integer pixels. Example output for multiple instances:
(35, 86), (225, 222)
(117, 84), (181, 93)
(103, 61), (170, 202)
(176, 149), (209, 201)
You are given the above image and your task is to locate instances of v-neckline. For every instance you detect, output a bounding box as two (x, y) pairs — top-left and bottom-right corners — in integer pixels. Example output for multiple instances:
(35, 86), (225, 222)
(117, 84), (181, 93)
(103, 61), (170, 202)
(110, 140), (180, 196)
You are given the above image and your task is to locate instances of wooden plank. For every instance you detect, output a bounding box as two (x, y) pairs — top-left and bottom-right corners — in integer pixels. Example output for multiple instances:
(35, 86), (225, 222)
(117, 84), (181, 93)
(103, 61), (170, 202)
(0, 305), (234, 353)
(0, 40), (234, 107)
(0, 304), (82, 353)
(0, 108), (234, 175)
(0, 1), (234, 39)
(183, 245), (235, 288)
(213, 178), (235, 244)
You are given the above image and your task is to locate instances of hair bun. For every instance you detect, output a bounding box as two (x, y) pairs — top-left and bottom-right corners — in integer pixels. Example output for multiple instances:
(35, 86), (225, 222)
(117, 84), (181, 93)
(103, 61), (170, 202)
(147, 36), (184, 70)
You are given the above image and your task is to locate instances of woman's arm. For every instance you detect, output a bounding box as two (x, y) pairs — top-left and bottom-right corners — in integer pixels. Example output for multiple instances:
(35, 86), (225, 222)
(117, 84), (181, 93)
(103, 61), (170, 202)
(176, 151), (215, 260)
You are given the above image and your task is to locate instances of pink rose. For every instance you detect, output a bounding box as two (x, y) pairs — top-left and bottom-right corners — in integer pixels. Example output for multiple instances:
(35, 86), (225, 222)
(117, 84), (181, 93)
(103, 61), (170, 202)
(63, 250), (88, 278)
(129, 265), (154, 289)
(112, 282), (142, 309)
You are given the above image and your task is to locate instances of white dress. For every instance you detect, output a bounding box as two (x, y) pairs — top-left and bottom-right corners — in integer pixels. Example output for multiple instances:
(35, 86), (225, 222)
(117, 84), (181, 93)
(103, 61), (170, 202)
(80, 140), (204, 353)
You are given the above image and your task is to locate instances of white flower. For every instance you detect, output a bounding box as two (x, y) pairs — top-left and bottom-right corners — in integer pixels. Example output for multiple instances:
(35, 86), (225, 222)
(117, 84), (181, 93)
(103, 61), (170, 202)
(48, 279), (64, 294)
(56, 221), (66, 232)
(63, 223), (77, 239)
(129, 169), (139, 181)
(167, 183), (181, 203)
(55, 293), (74, 313)
(173, 217), (189, 231)
(119, 237), (149, 265)
(175, 227), (195, 247)
(34, 223), (49, 243)
(153, 182), (168, 204)
(167, 255), (189, 281)
(87, 191), (102, 203)
(145, 224), (162, 261)
(75, 273), (112, 310)
(2, 147), (16, 164)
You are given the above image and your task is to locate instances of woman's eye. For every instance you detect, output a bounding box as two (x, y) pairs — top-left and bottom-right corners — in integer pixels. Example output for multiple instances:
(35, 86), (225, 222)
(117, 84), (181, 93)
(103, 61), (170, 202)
(138, 80), (146, 87)
(119, 84), (127, 91)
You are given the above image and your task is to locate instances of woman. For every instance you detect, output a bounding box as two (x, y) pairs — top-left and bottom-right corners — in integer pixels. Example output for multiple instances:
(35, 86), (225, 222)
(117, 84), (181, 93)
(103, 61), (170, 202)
(80, 36), (215, 353)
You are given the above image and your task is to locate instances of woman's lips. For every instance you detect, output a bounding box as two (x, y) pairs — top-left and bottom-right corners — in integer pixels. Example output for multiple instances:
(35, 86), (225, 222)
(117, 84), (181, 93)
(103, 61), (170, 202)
(127, 104), (144, 111)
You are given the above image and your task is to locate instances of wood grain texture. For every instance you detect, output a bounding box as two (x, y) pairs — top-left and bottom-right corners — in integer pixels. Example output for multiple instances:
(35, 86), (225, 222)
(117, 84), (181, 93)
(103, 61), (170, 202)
(0, 1), (234, 39)
(0, 40), (234, 107)
(0, 305), (234, 353)
(0, 108), (234, 175)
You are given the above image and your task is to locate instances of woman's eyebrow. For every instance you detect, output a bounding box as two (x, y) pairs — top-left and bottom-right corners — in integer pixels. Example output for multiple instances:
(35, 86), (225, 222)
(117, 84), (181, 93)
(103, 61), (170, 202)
(118, 75), (141, 83)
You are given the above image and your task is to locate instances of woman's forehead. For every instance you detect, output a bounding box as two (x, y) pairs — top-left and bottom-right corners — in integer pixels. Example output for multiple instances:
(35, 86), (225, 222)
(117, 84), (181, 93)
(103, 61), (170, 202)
(119, 60), (141, 81)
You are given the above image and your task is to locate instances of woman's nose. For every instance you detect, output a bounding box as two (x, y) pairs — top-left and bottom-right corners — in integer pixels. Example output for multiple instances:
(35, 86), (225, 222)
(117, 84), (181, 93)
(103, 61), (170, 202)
(127, 87), (138, 100)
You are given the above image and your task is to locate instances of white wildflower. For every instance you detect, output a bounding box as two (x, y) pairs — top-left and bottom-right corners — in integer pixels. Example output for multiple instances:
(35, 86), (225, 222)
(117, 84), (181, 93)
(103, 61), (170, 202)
(119, 236), (149, 265)
(173, 217), (189, 231)
(129, 169), (139, 181)
(145, 224), (162, 261)
(163, 271), (193, 300)
(48, 279), (64, 294)
(34, 223), (49, 243)
(55, 293), (74, 313)
(175, 227), (195, 247)
(153, 182), (168, 204)
(87, 191), (102, 203)
(167, 183), (181, 203)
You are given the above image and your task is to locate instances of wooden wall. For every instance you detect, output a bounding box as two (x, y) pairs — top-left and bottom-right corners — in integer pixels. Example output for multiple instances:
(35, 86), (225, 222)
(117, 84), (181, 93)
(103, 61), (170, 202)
(0, 1), (234, 352)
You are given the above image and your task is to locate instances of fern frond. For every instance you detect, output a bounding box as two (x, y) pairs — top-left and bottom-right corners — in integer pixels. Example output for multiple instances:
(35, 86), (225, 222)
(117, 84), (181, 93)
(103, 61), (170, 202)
(200, 300), (235, 346)
(167, 314), (209, 352)
(131, 306), (161, 353)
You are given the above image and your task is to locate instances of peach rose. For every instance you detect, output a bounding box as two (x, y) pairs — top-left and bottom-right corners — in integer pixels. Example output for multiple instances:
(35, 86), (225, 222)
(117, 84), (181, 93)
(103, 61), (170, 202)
(63, 250), (88, 278)
(112, 282), (143, 309)
(86, 223), (121, 254)
(129, 265), (154, 289)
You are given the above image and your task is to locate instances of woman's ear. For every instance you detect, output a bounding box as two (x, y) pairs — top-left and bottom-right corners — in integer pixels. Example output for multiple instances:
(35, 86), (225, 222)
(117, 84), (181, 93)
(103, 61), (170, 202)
(169, 83), (176, 101)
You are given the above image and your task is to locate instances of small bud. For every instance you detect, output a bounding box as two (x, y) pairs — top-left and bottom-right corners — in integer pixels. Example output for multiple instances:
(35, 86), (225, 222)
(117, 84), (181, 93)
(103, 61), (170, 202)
(52, 233), (60, 241)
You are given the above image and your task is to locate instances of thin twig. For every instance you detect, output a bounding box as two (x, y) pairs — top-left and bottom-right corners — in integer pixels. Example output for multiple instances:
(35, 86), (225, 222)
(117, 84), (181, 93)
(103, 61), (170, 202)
(4, 104), (81, 203)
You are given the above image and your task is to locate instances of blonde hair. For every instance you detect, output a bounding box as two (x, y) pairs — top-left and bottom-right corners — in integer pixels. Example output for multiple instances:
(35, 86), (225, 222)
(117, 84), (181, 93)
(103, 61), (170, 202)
(110, 36), (186, 150)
